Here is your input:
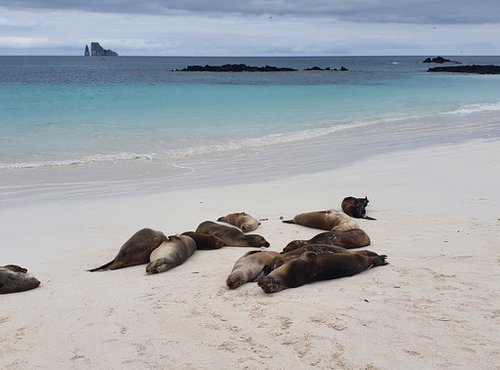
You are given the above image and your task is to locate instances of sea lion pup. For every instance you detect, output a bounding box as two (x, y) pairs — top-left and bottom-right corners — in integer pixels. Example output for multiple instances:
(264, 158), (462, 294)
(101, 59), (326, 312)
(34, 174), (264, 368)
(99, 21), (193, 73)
(282, 209), (359, 232)
(146, 235), (196, 274)
(196, 221), (270, 248)
(283, 229), (371, 252)
(226, 250), (280, 289)
(265, 244), (379, 274)
(217, 212), (261, 232)
(341, 196), (376, 220)
(181, 231), (225, 250)
(1, 265), (41, 294)
(88, 228), (169, 272)
(257, 251), (388, 294)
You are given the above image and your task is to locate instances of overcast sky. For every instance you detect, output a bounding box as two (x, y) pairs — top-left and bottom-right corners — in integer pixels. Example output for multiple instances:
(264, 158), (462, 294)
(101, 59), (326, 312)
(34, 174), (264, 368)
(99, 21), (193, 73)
(0, 0), (499, 56)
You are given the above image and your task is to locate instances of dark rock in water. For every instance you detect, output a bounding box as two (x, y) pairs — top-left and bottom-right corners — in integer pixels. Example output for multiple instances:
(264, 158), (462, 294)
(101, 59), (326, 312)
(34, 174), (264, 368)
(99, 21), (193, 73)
(423, 56), (460, 64)
(176, 64), (296, 72)
(303, 66), (348, 71)
(84, 44), (90, 56)
(427, 65), (500, 74)
(89, 42), (118, 57)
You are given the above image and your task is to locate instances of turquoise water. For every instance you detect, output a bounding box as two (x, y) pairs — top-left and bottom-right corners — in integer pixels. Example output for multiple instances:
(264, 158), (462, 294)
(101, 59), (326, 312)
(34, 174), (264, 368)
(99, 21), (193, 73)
(1, 55), (500, 171)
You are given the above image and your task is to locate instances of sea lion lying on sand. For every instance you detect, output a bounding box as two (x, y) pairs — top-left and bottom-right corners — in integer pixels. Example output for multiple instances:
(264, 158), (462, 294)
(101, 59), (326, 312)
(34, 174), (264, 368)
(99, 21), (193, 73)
(283, 229), (371, 252)
(88, 228), (169, 271)
(341, 196), (376, 220)
(267, 244), (380, 274)
(196, 221), (270, 248)
(258, 250), (388, 294)
(1, 265), (41, 294)
(146, 235), (196, 274)
(217, 212), (261, 232)
(182, 231), (225, 250)
(226, 250), (280, 289)
(282, 209), (359, 232)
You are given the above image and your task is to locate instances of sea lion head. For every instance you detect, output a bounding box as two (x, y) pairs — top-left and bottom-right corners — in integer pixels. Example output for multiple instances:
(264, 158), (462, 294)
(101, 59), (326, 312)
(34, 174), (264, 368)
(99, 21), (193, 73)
(246, 234), (270, 248)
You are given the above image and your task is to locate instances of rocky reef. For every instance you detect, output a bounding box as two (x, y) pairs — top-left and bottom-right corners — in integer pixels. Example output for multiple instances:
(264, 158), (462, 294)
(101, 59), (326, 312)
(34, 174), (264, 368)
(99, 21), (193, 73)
(84, 42), (118, 57)
(304, 66), (348, 71)
(423, 56), (460, 64)
(427, 65), (500, 74)
(175, 63), (349, 72)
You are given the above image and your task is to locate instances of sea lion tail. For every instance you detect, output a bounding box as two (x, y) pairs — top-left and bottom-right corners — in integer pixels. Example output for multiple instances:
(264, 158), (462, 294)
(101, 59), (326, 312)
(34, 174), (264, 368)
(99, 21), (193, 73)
(363, 216), (377, 221)
(281, 219), (295, 224)
(87, 260), (114, 272)
(373, 255), (388, 267)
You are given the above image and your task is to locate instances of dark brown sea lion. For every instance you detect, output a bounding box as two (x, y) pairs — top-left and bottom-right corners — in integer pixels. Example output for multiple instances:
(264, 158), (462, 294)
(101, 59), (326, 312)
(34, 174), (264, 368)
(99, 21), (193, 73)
(282, 209), (359, 232)
(88, 228), (169, 272)
(257, 251), (388, 293)
(0, 265), (41, 294)
(226, 250), (280, 289)
(217, 212), (261, 232)
(341, 196), (376, 220)
(146, 235), (197, 274)
(265, 244), (379, 274)
(283, 229), (371, 252)
(195, 221), (270, 248)
(181, 231), (225, 250)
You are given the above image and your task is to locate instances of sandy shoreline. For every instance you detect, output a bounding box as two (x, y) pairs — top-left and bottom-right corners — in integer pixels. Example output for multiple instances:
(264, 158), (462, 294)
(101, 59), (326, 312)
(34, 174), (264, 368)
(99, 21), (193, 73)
(1, 138), (499, 369)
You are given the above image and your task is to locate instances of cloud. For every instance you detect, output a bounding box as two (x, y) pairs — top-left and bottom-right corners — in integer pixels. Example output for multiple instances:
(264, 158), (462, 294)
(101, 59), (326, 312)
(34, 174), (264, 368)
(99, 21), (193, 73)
(1, 0), (499, 25)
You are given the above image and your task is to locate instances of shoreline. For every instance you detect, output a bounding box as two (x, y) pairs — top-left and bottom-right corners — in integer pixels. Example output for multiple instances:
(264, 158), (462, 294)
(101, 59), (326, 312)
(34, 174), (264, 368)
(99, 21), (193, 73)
(1, 110), (500, 208)
(1, 135), (499, 368)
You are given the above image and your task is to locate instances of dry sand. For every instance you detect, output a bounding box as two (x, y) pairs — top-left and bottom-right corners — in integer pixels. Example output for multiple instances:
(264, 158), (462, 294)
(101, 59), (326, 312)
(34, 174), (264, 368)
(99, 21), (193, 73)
(1, 138), (499, 369)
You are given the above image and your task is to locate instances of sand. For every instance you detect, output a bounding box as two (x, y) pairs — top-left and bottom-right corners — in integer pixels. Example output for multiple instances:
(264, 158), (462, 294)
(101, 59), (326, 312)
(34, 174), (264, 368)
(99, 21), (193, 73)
(1, 138), (499, 369)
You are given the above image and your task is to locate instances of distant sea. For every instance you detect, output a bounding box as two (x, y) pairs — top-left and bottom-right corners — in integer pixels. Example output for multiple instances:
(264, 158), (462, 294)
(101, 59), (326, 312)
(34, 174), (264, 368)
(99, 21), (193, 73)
(1, 56), (499, 204)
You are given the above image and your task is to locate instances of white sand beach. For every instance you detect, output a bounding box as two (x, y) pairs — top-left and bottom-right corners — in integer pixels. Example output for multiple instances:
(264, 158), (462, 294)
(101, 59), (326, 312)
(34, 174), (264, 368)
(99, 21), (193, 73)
(1, 137), (499, 369)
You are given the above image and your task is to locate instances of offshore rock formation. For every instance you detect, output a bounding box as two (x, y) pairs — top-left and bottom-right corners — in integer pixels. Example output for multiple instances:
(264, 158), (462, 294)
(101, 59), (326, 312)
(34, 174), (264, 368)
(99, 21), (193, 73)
(304, 66), (348, 71)
(423, 56), (460, 64)
(176, 64), (297, 72)
(427, 65), (500, 74)
(84, 42), (118, 57)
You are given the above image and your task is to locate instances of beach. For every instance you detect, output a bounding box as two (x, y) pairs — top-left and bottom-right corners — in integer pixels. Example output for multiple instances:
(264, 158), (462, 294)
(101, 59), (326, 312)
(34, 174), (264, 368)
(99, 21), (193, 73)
(1, 134), (499, 369)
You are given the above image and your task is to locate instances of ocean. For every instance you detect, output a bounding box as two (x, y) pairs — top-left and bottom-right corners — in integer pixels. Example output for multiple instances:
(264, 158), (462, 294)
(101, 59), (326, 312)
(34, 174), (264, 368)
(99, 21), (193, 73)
(1, 55), (500, 205)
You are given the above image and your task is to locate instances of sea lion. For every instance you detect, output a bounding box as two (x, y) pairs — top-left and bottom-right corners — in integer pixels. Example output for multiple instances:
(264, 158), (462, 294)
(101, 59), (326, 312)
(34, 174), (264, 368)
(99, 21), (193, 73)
(88, 228), (169, 272)
(341, 196), (376, 220)
(282, 209), (359, 232)
(196, 221), (270, 248)
(146, 235), (196, 274)
(266, 244), (379, 274)
(226, 250), (280, 289)
(217, 212), (261, 232)
(283, 229), (371, 252)
(257, 251), (388, 293)
(0, 265), (41, 294)
(181, 231), (225, 250)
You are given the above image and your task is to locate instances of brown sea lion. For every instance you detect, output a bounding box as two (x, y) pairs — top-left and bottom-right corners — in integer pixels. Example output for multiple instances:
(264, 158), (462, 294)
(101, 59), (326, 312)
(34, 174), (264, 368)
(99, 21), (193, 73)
(341, 196), (376, 220)
(217, 212), (261, 232)
(181, 231), (226, 250)
(282, 209), (359, 232)
(88, 228), (169, 272)
(146, 235), (196, 274)
(266, 244), (379, 274)
(257, 251), (388, 293)
(226, 250), (280, 289)
(1, 265), (41, 294)
(195, 221), (270, 248)
(283, 229), (371, 252)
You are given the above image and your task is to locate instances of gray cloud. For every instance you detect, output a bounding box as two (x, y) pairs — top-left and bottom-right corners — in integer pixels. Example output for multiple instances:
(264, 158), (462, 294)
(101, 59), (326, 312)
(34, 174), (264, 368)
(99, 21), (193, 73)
(1, 0), (499, 24)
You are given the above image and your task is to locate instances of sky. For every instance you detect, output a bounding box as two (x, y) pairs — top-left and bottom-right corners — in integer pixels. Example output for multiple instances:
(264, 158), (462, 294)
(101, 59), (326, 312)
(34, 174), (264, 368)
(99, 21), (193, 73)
(0, 0), (499, 56)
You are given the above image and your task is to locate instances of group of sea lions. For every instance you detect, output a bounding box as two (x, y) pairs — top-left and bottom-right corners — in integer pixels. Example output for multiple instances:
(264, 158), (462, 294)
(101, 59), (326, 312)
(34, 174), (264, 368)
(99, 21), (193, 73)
(2, 197), (385, 295)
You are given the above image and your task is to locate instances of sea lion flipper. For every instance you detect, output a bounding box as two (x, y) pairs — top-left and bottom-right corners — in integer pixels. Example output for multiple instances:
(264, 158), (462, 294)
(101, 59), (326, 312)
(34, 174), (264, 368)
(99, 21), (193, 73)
(373, 255), (388, 266)
(363, 216), (377, 221)
(87, 260), (114, 272)
(281, 219), (295, 224)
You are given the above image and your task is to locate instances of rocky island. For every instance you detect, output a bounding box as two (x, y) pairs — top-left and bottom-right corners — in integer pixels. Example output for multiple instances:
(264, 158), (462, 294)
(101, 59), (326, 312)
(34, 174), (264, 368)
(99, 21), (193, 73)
(427, 65), (500, 74)
(422, 56), (460, 64)
(174, 63), (349, 72)
(84, 42), (118, 57)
